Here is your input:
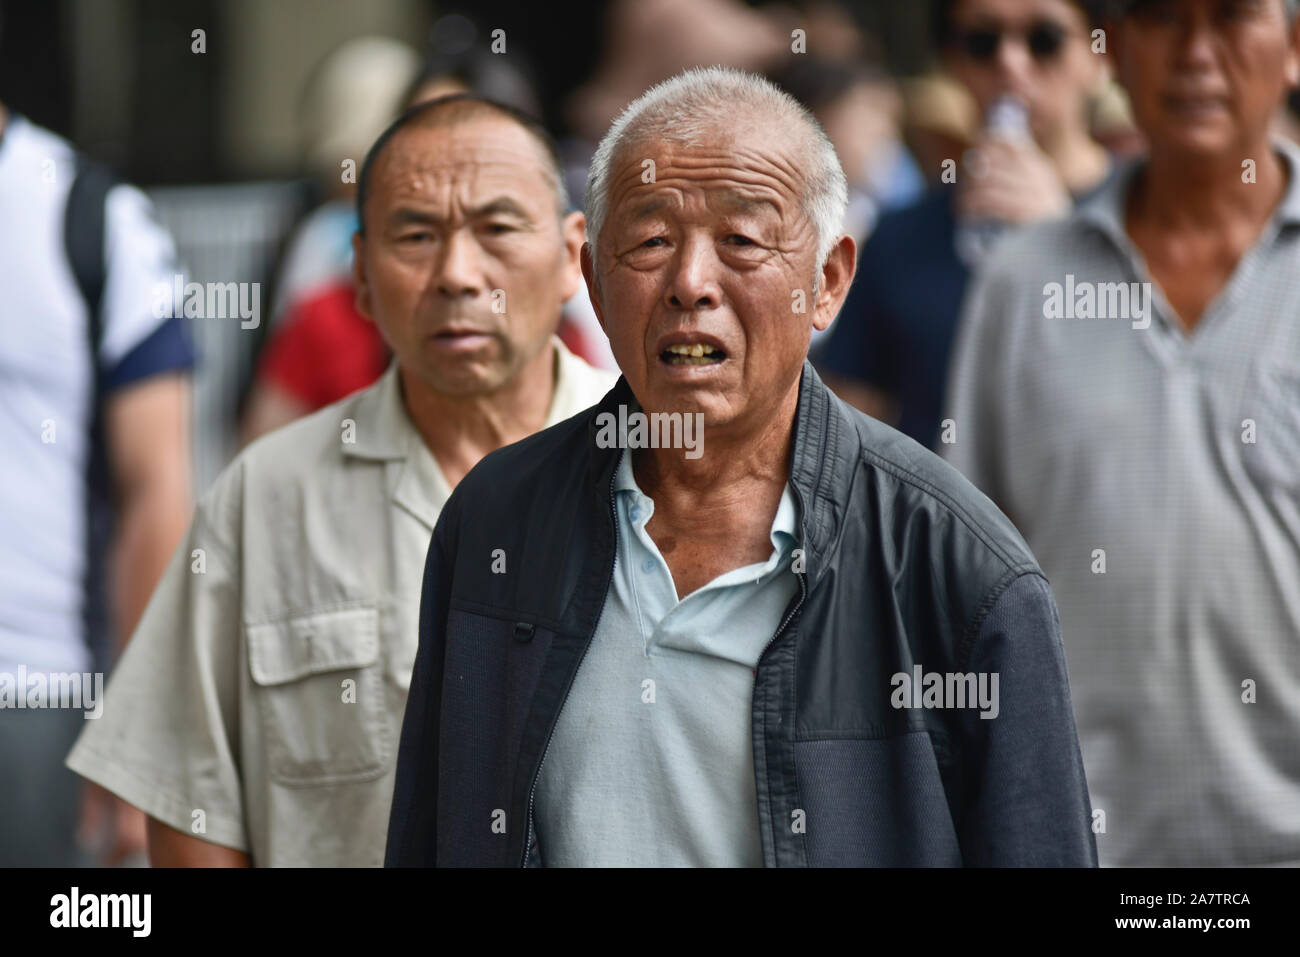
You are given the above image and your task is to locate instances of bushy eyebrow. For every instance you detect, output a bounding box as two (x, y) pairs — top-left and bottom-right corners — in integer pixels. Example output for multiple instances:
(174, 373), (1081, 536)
(714, 191), (778, 217)
(625, 197), (668, 221)
(385, 196), (535, 228)
(467, 197), (534, 220)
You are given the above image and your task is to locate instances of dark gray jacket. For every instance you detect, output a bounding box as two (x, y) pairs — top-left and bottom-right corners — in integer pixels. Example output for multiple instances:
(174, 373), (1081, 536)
(386, 362), (1098, 867)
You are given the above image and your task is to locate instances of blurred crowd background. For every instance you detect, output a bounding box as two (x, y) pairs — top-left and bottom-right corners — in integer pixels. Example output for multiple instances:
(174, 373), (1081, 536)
(4, 0), (1300, 867)
(0, 0), (1162, 489)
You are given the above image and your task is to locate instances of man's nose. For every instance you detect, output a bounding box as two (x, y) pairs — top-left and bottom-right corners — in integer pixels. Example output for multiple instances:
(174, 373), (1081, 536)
(433, 229), (485, 298)
(664, 237), (722, 311)
(993, 36), (1037, 89)
(1170, 6), (1219, 71)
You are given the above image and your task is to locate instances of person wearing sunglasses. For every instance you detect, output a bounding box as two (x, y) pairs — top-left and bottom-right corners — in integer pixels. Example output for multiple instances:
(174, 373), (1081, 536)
(944, 0), (1300, 866)
(817, 0), (1113, 450)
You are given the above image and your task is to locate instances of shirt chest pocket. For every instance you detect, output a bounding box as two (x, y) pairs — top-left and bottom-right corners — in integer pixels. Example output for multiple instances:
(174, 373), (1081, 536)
(246, 605), (390, 787)
(1241, 363), (1300, 493)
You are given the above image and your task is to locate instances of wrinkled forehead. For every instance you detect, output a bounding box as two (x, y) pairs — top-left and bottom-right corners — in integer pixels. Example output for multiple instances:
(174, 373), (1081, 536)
(372, 118), (556, 209)
(606, 124), (809, 225)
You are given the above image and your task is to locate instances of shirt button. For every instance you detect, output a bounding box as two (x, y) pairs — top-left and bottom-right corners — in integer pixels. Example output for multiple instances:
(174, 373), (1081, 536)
(642, 558), (656, 574)
(629, 506), (643, 522)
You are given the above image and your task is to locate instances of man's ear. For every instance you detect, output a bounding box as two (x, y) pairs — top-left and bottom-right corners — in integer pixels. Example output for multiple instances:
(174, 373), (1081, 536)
(812, 234), (856, 333)
(559, 210), (586, 302)
(1286, 11), (1300, 88)
(351, 231), (373, 322)
(1100, 16), (1123, 81)
(580, 241), (608, 334)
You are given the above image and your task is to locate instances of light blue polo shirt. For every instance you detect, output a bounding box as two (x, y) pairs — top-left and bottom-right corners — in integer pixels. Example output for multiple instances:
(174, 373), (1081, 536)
(535, 448), (800, 866)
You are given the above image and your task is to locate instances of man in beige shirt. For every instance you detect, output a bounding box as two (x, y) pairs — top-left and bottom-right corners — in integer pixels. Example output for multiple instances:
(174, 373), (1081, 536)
(66, 95), (615, 866)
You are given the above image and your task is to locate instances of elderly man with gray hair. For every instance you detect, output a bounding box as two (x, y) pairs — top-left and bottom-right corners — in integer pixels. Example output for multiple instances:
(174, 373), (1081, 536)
(944, 0), (1300, 866)
(386, 67), (1097, 867)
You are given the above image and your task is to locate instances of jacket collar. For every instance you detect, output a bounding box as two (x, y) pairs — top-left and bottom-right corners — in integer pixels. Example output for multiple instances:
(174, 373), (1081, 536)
(787, 359), (847, 587)
(584, 360), (849, 587)
(585, 375), (638, 506)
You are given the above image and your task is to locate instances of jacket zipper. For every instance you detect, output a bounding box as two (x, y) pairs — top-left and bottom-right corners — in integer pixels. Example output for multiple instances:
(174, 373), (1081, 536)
(749, 478), (811, 866)
(753, 381), (819, 742)
(520, 462), (620, 866)
(758, 572), (806, 673)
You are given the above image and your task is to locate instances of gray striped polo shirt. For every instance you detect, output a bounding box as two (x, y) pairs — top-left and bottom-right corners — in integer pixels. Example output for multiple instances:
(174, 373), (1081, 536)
(943, 139), (1300, 866)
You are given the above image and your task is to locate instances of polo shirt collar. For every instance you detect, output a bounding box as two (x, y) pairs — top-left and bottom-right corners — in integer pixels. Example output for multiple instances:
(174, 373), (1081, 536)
(344, 337), (586, 530)
(1078, 136), (1300, 246)
(613, 448), (800, 553)
(587, 361), (843, 589)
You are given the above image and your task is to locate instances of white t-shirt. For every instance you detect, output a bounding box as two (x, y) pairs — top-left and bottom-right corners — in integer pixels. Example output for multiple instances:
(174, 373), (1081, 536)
(0, 114), (193, 674)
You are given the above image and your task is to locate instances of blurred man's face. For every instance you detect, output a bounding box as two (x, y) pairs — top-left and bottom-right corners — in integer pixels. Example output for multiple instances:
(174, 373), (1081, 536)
(354, 115), (582, 397)
(1113, 0), (1300, 156)
(947, 0), (1104, 137)
(820, 79), (902, 184)
(585, 117), (850, 434)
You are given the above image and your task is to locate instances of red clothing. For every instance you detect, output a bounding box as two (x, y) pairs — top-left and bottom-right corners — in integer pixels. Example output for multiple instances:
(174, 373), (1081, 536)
(257, 282), (389, 410)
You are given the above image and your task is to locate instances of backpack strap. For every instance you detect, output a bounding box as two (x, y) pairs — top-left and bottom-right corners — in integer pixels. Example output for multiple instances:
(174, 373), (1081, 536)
(64, 157), (119, 674)
(64, 158), (117, 353)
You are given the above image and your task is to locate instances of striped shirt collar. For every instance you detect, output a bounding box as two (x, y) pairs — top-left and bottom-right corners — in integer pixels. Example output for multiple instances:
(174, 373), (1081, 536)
(1077, 137), (1300, 247)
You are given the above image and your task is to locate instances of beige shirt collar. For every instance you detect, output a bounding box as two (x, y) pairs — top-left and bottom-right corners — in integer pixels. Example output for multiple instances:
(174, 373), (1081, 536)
(342, 336), (603, 530)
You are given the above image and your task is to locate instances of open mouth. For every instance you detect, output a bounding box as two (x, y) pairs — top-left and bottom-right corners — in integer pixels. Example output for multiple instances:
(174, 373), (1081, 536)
(431, 328), (494, 350)
(1163, 94), (1228, 116)
(661, 343), (726, 366)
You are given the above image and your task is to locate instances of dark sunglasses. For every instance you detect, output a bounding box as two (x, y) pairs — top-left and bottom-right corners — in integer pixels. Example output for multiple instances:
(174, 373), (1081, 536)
(955, 20), (1070, 63)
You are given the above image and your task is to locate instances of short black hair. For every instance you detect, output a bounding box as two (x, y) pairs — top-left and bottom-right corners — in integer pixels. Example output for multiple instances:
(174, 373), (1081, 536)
(355, 93), (567, 235)
(931, 0), (1104, 50)
(1103, 0), (1296, 20)
(769, 56), (888, 115)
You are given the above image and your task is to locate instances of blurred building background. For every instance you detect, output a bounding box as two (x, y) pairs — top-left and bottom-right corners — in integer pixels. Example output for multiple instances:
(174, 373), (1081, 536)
(0, 0), (1099, 488)
(1, 0), (939, 185)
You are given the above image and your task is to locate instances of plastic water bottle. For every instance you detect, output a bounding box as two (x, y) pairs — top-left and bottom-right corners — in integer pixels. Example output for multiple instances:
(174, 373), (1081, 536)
(955, 95), (1031, 268)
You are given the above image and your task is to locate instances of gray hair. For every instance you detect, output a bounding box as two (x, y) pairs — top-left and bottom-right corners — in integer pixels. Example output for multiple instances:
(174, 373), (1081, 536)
(584, 66), (848, 271)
